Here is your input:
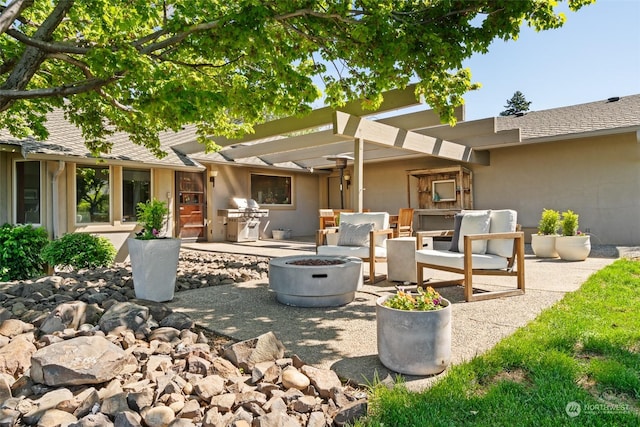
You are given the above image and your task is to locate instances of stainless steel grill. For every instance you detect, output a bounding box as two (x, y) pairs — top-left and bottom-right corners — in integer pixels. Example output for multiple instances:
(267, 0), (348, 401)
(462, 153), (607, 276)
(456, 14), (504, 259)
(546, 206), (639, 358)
(217, 198), (269, 242)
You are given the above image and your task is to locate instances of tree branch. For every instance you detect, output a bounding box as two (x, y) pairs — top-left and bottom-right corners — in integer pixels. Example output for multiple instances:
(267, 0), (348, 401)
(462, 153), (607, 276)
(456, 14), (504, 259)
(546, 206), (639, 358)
(5, 27), (91, 54)
(0, 0), (75, 111)
(48, 53), (133, 111)
(0, 76), (121, 99)
(0, 0), (33, 34)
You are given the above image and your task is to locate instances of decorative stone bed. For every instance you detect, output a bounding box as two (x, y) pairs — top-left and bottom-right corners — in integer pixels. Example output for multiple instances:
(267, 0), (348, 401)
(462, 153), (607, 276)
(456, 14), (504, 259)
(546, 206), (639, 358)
(268, 255), (363, 307)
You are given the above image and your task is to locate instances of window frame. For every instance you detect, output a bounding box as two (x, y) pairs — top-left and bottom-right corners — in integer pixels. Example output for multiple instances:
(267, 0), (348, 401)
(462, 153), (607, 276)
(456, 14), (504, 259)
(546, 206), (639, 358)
(121, 167), (152, 223)
(74, 164), (112, 225)
(13, 159), (42, 225)
(250, 173), (294, 208)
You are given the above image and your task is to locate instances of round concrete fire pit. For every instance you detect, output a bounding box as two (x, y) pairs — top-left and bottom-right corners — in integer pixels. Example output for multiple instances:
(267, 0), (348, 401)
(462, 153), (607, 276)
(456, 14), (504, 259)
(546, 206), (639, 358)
(269, 255), (363, 307)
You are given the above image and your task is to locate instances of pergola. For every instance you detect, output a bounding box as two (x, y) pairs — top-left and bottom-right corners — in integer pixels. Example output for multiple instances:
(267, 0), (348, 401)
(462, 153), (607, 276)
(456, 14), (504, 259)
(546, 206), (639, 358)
(176, 85), (521, 212)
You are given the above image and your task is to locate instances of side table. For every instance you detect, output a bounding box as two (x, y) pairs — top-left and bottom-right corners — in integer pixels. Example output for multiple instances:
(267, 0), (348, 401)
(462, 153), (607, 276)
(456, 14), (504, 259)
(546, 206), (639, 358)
(387, 237), (416, 283)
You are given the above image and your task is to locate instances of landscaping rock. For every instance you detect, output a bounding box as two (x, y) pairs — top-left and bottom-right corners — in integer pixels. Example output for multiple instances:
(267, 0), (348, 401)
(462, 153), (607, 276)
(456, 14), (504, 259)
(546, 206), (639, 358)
(0, 250), (367, 426)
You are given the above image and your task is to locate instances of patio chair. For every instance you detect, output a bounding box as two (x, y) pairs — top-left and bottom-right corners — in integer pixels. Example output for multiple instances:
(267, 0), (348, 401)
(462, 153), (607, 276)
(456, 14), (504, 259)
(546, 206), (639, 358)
(415, 209), (525, 302)
(316, 212), (393, 283)
(390, 208), (414, 237)
(319, 209), (337, 229)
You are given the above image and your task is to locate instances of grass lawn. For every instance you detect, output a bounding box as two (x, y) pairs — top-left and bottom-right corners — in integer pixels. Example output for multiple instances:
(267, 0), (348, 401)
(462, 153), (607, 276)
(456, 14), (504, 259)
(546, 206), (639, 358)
(355, 259), (640, 427)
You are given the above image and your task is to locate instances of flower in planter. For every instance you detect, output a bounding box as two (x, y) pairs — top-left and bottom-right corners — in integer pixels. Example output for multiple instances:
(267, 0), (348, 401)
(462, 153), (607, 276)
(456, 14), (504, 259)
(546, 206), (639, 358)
(135, 199), (169, 240)
(383, 286), (445, 311)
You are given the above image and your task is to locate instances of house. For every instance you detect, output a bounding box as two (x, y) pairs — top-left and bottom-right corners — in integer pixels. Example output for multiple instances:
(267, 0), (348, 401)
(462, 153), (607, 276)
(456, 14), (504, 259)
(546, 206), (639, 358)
(1, 93), (639, 262)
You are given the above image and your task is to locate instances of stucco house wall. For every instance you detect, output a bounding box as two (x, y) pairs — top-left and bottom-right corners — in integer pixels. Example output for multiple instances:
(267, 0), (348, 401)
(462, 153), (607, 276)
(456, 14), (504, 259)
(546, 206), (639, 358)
(472, 132), (640, 245)
(322, 131), (639, 246)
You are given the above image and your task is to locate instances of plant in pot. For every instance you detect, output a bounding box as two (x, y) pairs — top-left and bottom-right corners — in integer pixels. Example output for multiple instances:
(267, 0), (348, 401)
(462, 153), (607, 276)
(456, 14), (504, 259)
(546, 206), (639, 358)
(376, 286), (451, 375)
(555, 209), (591, 261)
(531, 208), (560, 258)
(127, 199), (181, 302)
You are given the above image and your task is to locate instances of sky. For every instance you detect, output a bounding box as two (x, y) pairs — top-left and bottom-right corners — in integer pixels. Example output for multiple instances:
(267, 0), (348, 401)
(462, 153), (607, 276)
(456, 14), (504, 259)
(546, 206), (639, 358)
(460, 0), (640, 120)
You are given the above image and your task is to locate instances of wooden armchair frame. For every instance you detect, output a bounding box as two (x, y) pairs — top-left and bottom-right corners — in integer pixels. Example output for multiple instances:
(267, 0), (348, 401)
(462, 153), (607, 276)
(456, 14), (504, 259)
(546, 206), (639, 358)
(416, 227), (525, 302)
(316, 227), (394, 284)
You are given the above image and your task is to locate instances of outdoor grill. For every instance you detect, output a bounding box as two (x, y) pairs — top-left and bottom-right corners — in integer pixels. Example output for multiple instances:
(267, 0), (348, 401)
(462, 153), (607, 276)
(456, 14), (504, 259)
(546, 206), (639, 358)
(217, 198), (269, 242)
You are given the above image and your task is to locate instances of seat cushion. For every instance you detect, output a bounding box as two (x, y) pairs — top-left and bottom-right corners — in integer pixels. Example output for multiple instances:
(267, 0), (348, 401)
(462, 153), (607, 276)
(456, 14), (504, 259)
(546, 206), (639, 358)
(318, 245), (387, 259)
(458, 210), (491, 254)
(487, 209), (518, 257)
(416, 249), (508, 270)
(337, 222), (374, 247)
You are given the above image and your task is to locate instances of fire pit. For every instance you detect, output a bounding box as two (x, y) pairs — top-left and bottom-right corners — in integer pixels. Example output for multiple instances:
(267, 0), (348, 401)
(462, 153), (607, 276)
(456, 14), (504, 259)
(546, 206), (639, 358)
(269, 255), (363, 307)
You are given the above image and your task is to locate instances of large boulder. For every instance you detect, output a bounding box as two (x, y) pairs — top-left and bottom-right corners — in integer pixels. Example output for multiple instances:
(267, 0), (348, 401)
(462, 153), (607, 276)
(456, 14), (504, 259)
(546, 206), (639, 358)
(30, 336), (137, 386)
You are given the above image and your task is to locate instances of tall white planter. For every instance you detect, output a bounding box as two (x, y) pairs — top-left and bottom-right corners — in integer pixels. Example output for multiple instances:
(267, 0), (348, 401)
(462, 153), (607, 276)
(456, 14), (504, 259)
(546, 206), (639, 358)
(376, 295), (451, 375)
(555, 235), (591, 261)
(531, 234), (559, 258)
(128, 238), (181, 302)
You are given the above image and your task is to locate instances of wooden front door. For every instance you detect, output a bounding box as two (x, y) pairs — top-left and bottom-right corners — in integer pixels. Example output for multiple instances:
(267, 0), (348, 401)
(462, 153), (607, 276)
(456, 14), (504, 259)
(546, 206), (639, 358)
(176, 171), (206, 240)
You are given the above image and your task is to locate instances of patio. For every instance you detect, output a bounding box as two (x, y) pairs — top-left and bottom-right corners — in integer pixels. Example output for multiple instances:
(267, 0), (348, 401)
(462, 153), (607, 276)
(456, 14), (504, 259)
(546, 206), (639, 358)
(173, 239), (623, 391)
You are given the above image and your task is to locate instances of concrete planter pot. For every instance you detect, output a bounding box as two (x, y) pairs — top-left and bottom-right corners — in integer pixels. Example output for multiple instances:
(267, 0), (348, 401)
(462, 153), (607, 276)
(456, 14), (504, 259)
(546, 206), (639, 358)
(127, 238), (181, 302)
(555, 235), (591, 261)
(272, 229), (291, 240)
(531, 234), (559, 258)
(376, 295), (451, 375)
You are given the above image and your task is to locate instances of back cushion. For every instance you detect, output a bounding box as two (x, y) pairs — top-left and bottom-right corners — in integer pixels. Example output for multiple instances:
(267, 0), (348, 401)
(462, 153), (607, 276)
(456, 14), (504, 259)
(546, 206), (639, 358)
(337, 222), (374, 246)
(340, 212), (390, 247)
(458, 210), (491, 254)
(449, 213), (465, 252)
(487, 209), (518, 257)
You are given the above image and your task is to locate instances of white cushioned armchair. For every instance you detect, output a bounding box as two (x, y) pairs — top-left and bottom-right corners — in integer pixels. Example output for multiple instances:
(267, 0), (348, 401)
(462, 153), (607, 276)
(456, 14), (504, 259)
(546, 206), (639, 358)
(316, 212), (393, 283)
(415, 209), (525, 302)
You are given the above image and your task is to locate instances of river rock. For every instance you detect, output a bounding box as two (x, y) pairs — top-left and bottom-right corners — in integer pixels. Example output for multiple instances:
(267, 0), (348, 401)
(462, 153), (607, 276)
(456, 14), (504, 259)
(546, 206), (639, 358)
(30, 336), (135, 386)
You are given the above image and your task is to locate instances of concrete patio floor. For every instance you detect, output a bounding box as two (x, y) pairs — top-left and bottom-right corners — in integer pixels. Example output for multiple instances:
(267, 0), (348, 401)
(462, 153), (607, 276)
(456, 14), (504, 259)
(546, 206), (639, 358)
(171, 238), (632, 391)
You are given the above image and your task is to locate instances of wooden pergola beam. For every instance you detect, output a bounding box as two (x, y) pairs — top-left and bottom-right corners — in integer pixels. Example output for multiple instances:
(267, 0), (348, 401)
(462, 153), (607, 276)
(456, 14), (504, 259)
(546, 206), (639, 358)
(333, 111), (490, 165)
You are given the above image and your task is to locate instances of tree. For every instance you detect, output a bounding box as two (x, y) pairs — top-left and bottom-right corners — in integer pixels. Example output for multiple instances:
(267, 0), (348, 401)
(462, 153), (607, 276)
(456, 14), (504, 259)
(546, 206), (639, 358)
(0, 0), (594, 157)
(500, 91), (532, 116)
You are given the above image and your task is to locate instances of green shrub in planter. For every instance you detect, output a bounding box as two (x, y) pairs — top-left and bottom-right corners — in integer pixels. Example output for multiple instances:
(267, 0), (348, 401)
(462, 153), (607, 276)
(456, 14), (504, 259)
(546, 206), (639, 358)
(560, 210), (579, 236)
(537, 208), (560, 235)
(135, 199), (169, 240)
(0, 223), (49, 281)
(42, 233), (116, 269)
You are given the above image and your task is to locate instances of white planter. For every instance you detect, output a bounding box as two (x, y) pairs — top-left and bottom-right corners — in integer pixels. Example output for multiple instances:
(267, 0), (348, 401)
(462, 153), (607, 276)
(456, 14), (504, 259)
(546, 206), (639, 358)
(555, 235), (591, 261)
(376, 295), (451, 375)
(271, 230), (287, 240)
(128, 238), (181, 302)
(531, 234), (559, 258)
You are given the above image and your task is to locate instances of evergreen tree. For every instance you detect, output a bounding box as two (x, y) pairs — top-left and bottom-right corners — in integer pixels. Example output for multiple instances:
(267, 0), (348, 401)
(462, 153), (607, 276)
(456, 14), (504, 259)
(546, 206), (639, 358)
(500, 91), (532, 116)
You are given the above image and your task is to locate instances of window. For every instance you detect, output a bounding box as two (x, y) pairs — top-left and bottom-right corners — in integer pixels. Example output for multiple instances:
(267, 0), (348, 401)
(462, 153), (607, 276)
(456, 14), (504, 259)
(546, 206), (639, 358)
(251, 174), (292, 205)
(122, 169), (150, 222)
(16, 161), (41, 224)
(76, 165), (110, 223)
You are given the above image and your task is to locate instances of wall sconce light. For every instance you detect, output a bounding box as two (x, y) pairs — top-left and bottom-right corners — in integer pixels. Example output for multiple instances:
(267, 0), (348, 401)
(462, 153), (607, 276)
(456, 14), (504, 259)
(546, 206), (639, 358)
(209, 170), (218, 186)
(344, 172), (351, 189)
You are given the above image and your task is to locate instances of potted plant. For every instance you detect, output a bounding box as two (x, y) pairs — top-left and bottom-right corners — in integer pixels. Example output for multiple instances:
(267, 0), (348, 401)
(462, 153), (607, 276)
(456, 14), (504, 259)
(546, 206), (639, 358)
(376, 286), (451, 375)
(127, 199), (181, 302)
(531, 208), (560, 258)
(555, 210), (591, 261)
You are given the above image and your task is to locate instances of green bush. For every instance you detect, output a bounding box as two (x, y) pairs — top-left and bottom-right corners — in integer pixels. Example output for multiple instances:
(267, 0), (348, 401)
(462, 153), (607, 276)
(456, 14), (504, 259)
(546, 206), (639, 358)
(560, 210), (579, 236)
(537, 208), (560, 235)
(42, 233), (116, 269)
(0, 223), (49, 281)
(135, 199), (169, 239)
